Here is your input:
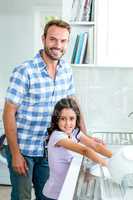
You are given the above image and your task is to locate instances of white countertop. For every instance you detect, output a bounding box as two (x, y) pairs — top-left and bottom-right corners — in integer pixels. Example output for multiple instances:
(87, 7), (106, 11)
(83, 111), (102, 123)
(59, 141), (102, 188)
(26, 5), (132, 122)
(58, 153), (83, 200)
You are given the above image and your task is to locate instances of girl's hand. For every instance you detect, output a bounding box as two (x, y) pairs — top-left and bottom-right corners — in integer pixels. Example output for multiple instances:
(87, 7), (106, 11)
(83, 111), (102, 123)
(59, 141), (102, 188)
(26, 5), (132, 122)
(95, 143), (112, 158)
(99, 158), (108, 166)
(92, 136), (105, 145)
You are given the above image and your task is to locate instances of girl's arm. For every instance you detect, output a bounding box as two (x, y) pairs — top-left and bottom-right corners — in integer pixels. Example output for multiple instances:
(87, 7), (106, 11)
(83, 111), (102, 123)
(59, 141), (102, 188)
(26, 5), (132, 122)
(56, 138), (110, 166)
(79, 133), (112, 158)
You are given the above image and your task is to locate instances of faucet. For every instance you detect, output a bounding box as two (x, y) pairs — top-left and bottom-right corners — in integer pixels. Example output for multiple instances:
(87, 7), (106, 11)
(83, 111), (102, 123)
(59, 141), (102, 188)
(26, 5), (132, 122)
(128, 111), (133, 117)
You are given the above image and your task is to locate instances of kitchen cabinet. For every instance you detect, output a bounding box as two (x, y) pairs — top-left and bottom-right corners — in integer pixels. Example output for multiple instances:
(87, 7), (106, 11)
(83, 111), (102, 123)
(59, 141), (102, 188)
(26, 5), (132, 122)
(96, 0), (133, 66)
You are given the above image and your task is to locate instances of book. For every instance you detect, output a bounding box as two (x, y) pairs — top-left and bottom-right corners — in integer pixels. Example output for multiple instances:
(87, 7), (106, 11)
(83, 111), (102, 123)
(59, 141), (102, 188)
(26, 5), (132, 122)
(84, 26), (94, 64)
(77, 0), (86, 21)
(71, 34), (80, 64)
(82, 0), (92, 21)
(70, 0), (81, 21)
(74, 32), (84, 64)
(89, 0), (95, 21)
(79, 32), (88, 63)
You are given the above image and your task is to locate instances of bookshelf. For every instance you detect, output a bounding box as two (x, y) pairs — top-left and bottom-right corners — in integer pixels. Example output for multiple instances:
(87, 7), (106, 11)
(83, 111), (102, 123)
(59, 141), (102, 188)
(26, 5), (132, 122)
(62, 0), (96, 66)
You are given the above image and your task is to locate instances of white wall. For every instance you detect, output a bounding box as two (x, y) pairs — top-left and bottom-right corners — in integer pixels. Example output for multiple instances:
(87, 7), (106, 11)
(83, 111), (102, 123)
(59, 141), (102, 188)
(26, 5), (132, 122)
(0, 14), (34, 96)
(0, 0), (62, 100)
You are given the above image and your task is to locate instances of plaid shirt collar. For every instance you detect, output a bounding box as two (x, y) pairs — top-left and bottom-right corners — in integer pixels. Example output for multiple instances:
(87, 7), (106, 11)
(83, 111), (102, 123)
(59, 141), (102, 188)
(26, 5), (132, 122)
(34, 49), (64, 72)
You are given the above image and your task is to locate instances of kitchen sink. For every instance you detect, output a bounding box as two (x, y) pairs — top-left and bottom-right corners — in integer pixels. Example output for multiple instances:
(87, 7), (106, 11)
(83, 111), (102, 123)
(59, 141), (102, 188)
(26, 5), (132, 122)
(73, 132), (133, 200)
(73, 158), (128, 200)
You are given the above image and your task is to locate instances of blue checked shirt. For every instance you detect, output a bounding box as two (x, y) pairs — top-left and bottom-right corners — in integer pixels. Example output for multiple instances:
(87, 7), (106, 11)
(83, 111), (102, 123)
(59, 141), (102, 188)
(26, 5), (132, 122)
(6, 50), (75, 156)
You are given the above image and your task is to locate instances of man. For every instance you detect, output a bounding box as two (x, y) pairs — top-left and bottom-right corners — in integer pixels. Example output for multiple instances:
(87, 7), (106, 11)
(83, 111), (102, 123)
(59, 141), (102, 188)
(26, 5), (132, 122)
(3, 19), (87, 200)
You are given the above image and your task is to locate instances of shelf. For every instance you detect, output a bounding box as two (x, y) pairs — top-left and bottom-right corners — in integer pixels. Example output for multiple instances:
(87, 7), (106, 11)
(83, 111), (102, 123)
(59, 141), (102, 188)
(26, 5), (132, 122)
(71, 64), (133, 69)
(70, 21), (95, 26)
(58, 154), (83, 200)
(71, 64), (95, 68)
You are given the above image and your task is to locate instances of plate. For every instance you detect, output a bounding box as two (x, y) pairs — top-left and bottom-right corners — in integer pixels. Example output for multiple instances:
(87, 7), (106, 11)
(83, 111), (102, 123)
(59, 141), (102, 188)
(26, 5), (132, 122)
(123, 146), (133, 161)
(90, 164), (111, 178)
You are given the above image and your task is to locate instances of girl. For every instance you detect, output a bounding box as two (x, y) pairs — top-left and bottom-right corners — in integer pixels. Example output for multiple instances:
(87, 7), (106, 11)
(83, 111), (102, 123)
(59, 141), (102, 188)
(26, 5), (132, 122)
(42, 98), (112, 200)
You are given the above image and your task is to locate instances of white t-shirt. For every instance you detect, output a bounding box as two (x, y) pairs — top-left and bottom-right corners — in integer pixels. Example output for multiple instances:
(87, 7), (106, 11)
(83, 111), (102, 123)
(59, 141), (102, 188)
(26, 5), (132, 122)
(42, 129), (82, 199)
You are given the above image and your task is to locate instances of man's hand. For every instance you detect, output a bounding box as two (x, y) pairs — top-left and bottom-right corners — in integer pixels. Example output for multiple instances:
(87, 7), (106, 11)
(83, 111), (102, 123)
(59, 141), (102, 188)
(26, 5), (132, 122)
(12, 153), (28, 176)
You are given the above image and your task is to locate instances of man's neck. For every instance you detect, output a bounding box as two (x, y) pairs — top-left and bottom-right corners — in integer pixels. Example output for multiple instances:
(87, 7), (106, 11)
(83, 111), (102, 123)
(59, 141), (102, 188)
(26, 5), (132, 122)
(41, 51), (58, 79)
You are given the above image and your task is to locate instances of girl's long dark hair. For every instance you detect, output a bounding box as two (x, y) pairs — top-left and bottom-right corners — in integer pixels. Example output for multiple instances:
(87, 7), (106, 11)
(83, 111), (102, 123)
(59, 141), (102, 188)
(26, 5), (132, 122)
(47, 98), (81, 138)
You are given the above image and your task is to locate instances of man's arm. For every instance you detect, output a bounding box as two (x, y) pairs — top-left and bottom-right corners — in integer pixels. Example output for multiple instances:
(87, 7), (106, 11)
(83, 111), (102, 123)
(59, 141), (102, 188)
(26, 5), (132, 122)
(3, 101), (28, 175)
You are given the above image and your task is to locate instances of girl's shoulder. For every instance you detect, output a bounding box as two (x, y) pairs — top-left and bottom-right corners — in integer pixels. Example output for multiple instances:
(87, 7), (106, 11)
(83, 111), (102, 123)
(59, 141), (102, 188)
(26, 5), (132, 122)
(49, 130), (68, 145)
(72, 128), (83, 140)
(52, 130), (67, 137)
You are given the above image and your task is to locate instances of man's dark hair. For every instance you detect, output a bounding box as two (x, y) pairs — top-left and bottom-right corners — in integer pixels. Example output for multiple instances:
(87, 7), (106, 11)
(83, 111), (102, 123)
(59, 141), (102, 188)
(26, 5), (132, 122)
(43, 19), (71, 37)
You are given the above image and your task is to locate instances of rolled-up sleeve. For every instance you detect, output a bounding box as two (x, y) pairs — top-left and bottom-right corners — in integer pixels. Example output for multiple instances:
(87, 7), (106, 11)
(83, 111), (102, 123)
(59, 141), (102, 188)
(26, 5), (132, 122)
(6, 65), (29, 106)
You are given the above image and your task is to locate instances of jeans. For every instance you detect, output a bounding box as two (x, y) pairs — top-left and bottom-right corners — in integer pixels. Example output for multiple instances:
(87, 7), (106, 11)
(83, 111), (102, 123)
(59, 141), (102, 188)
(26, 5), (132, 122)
(4, 145), (49, 200)
(43, 195), (56, 200)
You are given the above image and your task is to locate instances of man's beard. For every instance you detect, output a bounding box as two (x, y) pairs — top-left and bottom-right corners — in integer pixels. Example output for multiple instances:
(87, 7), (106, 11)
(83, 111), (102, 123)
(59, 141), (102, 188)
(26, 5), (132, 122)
(44, 46), (65, 61)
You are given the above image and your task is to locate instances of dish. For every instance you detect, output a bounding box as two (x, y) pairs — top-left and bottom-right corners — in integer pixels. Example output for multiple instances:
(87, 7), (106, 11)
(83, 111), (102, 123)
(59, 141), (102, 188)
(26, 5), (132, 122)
(89, 164), (111, 178)
(122, 146), (133, 161)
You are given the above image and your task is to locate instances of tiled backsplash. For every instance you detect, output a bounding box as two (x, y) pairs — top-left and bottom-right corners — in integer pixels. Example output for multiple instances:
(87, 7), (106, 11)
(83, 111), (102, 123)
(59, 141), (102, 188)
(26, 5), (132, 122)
(1, 66), (133, 132)
(72, 66), (133, 132)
